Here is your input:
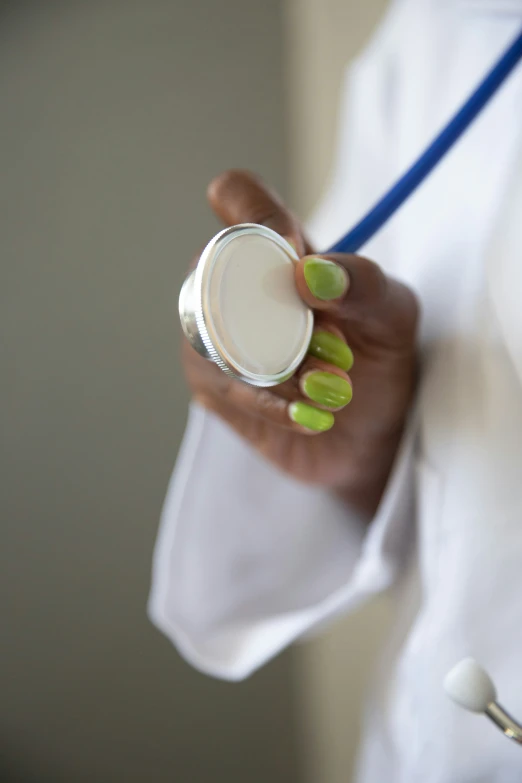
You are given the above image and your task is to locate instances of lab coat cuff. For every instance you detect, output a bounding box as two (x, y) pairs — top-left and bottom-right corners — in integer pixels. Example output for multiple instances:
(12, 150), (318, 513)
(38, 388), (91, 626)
(148, 403), (415, 679)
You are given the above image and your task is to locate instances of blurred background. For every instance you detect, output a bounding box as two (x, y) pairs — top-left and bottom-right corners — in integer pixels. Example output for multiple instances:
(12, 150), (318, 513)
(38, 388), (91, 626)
(1, 1), (388, 781)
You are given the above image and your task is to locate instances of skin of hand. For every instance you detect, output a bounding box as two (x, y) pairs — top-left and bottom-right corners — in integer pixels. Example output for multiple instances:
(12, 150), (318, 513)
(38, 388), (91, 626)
(183, 170), (419, 519)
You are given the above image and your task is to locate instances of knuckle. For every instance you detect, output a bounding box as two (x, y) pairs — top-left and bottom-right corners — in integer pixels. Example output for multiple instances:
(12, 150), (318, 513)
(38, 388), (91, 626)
(387, 283), (421, 343)
(207, 169), (257, 203)
(362, 257), (388, 301)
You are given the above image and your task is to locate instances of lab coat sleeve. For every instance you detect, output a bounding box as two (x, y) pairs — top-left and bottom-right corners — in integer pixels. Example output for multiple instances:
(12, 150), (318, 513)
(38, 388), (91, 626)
(149, 8), (416, 680)
(149, 404), (413, 679)
(149, 404), (415, 680)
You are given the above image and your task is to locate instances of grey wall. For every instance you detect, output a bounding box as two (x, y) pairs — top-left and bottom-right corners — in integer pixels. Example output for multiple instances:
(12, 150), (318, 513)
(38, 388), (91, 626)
(0, 2), (301, 781)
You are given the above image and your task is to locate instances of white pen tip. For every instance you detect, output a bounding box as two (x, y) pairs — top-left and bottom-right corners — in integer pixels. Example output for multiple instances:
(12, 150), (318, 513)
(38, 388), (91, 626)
(444, 657), (497, 713)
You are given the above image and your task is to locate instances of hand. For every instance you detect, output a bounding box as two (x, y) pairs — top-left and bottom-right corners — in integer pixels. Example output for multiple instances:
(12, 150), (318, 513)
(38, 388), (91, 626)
(184, 171), (419, 518)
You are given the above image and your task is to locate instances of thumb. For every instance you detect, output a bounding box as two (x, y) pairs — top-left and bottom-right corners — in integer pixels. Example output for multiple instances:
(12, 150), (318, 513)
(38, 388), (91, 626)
(207, 169), (313, 257)
(295, 253), (388, 319)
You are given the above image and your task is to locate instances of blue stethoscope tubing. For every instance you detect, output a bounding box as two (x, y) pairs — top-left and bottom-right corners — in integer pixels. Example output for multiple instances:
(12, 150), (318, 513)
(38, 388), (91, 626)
(328, 27), (522, 254)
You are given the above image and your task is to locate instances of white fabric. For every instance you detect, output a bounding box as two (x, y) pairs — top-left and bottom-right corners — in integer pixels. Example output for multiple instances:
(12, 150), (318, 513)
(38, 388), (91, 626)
(149, 1), (522, 780)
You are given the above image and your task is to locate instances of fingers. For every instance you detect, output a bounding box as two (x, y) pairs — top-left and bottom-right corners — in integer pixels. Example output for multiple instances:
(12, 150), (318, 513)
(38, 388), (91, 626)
(207, 169), (313, 256)
(198, 375), (345, 437)
(192, 328), (353, 436)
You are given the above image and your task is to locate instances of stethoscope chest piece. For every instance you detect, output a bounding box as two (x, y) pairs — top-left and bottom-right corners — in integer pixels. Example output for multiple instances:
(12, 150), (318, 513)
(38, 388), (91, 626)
(179, 223), (313, 387)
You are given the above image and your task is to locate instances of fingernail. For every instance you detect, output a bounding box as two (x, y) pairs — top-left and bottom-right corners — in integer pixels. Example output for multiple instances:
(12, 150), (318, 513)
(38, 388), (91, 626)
(303, 258), (348, 300)
(288, 401), (334, 432)
(308, 331), (354, 371)
(302, 371), (352, 409)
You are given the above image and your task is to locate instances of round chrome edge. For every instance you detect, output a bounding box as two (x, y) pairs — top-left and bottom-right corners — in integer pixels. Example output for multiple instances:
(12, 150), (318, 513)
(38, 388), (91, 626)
(178, 223), (314, 387)
(179, 269), (210, 359)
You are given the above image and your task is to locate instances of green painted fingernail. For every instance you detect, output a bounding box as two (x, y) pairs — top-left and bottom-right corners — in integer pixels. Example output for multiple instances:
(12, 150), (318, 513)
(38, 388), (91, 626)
(302, 371), (353, 409)
(288, 401), (334, 432)
(308, 332), (354, 371)
(303, 258), (348, 300)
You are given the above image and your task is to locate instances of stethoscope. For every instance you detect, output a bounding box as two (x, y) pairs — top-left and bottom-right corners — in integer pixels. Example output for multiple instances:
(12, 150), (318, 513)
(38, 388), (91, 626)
(445, 659), (522, 745)
(179, 27), (522, 746)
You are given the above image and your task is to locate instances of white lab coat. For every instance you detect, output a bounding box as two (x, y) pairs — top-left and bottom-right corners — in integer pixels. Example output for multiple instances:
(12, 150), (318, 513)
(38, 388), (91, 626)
(149, 1), (522, 780)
